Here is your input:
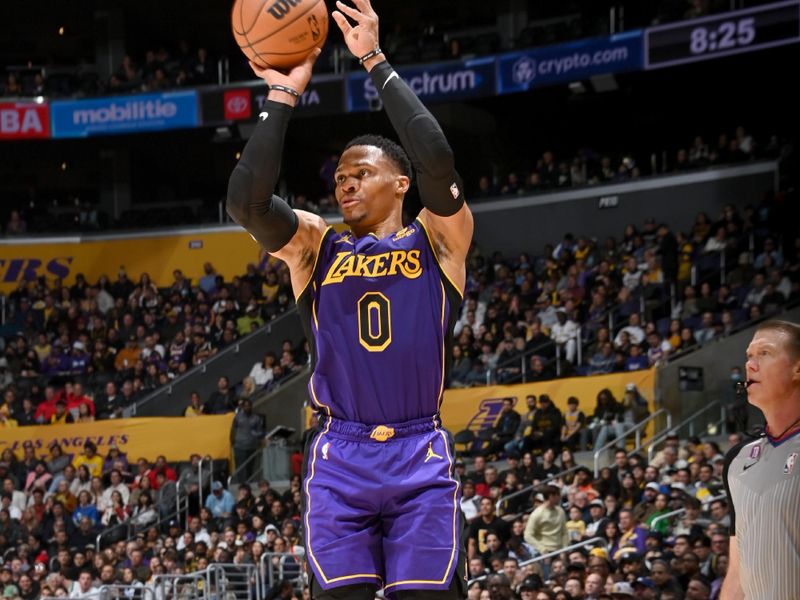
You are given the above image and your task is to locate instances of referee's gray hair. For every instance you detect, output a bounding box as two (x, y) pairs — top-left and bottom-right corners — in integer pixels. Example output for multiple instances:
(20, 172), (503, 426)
(756, 319), (800, 359)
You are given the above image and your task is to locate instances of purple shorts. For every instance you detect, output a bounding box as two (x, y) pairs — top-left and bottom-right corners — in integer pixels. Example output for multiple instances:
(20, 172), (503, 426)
(303, 415), (462, 595)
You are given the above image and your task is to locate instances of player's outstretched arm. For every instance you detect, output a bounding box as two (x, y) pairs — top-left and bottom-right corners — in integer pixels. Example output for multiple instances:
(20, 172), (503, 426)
(333, 0), (473, 291)
(226, 50), (327, 295)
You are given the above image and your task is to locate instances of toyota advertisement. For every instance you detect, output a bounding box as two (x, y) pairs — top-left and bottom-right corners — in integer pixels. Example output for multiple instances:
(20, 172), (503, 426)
(199, 75), (345, 126)
(498, 31), (644, 94)
(0, 102), (50, 140)
(50, 91), (199, 138)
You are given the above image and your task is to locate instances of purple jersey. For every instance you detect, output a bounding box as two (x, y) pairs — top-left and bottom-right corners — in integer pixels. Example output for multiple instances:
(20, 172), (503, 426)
(298, 218), (461, 425)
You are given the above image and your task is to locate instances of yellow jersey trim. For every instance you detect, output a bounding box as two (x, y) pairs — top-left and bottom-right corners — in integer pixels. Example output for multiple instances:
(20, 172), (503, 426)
(309, 373), (331, 417)
(326, 574), (384, 585)
(437, 279), (446, 411)
(383, 428), (459, 590)
(303, 417), (384, 587)
(303, 417), (332, 581)
(416, 217), (464, 300)
(311, 281), (319, 331)
(297, 226), (334, 301)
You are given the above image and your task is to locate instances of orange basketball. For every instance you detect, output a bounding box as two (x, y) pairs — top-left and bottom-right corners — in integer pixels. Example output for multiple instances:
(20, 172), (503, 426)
(231, 0), (328, 70)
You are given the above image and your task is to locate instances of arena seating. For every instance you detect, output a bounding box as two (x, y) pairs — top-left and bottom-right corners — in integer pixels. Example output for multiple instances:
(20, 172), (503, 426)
(0, 194), (794, 598)
(0, 394), (746, 600)
(0, 1), (796, 597)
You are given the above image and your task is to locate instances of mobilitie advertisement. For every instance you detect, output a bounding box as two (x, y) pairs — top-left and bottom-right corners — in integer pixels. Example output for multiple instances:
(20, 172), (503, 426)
(50, 90), (199, 138)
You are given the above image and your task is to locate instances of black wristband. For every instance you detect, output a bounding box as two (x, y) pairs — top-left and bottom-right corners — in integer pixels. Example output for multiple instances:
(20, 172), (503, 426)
(269, 84), (300, 98)
(358, 47), (383, 65)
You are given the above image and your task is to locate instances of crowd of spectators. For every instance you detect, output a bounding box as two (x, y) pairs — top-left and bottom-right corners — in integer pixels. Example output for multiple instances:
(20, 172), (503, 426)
(0, 440), (306, 600)
(1, 43), (215, 100)
(0, 257), (308, 429)
(0, 125), (785, 239)
(463, 431), (741, 600)
(0, 395), (745, 600)
(0, 194), (790, 600)
(446, 199), (799, 388)
(478, 127), (779, 201)
(0, 196), (795, 429)
(0, 0), (736, 100)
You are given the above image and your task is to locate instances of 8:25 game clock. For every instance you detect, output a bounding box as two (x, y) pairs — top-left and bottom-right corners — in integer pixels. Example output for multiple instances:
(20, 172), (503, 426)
(645, 0), (800, 69)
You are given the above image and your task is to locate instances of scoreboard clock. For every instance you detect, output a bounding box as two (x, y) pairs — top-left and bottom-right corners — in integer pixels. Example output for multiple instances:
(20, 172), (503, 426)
(645, 0), (800, 69)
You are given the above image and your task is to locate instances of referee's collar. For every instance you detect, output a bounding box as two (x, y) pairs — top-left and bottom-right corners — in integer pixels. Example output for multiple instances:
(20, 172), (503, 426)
(766, 426), (800, 447)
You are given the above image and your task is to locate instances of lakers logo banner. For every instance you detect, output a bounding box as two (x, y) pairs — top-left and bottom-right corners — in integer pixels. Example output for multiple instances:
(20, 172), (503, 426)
(0, 228), (266, 294)
(0, 414), (234, 462)
(440, 369), (657, 440)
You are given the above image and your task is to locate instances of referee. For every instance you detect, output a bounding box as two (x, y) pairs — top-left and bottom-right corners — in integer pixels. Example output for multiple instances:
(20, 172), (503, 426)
(721, 320), (800, 599)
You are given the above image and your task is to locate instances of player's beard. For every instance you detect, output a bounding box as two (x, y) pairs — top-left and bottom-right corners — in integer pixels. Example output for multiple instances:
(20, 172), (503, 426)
(342, 205), (368, 226)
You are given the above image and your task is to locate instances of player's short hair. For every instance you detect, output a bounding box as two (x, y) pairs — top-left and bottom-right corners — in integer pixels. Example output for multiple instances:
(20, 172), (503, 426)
(344, 134), (412, 180)
(756, 319), (800, 360)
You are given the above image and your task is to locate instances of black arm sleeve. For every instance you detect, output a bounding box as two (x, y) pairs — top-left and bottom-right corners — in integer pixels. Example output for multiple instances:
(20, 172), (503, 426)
(368, 61), (465, 217)
(226, 100), (299, 253)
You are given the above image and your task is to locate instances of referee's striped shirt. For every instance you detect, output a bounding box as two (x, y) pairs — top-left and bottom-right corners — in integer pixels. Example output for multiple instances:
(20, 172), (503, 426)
(723, 430), (800, 599)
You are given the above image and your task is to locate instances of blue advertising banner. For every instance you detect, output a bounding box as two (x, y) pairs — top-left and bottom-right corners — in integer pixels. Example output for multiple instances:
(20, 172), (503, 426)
(51, 91), (198, 138)
(347, 57), (496, 112)
(498, 31), (644, 94)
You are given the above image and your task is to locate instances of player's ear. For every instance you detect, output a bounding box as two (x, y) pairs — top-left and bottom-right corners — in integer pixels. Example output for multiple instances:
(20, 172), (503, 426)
(396, 175), (410, 196)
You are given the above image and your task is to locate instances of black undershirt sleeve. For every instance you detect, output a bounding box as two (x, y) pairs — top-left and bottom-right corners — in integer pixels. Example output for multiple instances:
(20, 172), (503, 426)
(368, 61), (465, 217)
(226, 100), (299, 253)
(722, 439), (750, 532)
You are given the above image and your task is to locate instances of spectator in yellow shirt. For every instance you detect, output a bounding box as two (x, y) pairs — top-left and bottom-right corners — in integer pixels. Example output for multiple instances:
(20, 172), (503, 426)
(566, 505), (587, 542)
(73, 441), (104, 478)
(114, 335), (142, 372)
(0, 413), (17, 428)
(50, 400), (74, 425)
(524, 485), (570, 555)
(184, 391), (204, 417)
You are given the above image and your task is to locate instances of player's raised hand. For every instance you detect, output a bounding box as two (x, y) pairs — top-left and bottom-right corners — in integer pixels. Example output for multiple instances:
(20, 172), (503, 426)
(249, 48), (321, 105)
(332, 0), (379, 60)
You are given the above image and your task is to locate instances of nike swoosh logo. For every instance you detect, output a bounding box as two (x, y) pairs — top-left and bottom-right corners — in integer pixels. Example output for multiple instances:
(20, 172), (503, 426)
(259, 111), (269, 121)
(743, 462), (757, 471)
(383, 72), (399, 89)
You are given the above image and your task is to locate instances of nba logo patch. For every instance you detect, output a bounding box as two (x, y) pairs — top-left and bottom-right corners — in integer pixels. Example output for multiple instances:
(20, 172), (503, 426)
(322, 442), (330, 461)
(749, 445), (761, 460)
(450, 182), (460, 200)
(784, 452), (797, 475)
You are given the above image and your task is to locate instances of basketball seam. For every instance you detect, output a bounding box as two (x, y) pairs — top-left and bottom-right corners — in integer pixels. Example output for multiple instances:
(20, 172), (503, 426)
(247, 30), (273, 69)
(240, 0), (271, 35)
(245, 0), (324, 46)
(231, 0), (246, 35)
(238, 1), (268, 68)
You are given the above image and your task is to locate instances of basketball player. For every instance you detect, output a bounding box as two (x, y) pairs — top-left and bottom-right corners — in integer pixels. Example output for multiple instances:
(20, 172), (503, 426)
(721, 320), (800, 599)
(226, 1), (473, 598)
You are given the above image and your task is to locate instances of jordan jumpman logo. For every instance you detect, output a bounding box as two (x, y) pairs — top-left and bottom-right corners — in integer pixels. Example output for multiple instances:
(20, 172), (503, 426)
(425, 442), (444, 463)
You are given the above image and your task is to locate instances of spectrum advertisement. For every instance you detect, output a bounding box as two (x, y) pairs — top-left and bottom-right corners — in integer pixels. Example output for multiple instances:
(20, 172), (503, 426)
(498, 31), (644, 93)
(347, 56), (497, 112)
(50, 90), (199, 138)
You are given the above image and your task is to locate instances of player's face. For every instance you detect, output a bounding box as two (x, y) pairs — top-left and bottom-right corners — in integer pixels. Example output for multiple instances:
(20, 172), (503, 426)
(745, 329), (800, 408)
(334, 145), (409, 229)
